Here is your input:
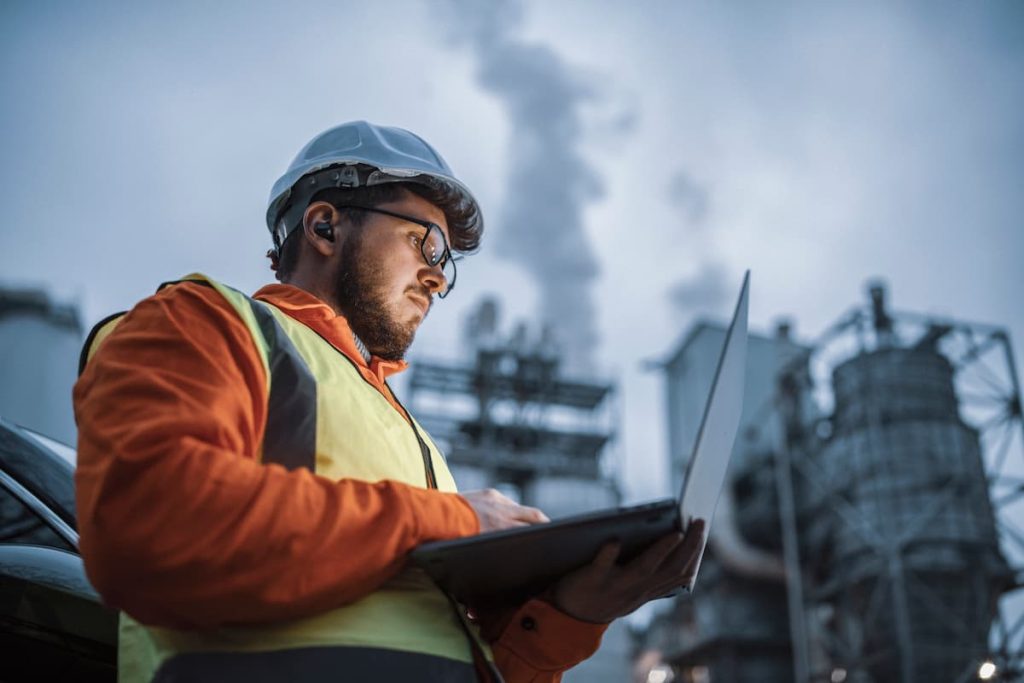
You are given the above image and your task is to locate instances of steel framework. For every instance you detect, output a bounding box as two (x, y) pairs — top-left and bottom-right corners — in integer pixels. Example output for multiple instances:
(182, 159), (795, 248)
(769, 285), (1024, 683)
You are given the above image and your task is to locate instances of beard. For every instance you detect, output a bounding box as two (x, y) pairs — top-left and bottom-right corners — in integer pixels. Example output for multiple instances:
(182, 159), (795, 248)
(333, 232), (429, 361)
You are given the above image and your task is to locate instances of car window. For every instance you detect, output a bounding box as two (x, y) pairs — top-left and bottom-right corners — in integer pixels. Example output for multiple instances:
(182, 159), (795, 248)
(21, 427), (76, 467)
(0, 477), (75, 551)
(0, 419), (76, 530)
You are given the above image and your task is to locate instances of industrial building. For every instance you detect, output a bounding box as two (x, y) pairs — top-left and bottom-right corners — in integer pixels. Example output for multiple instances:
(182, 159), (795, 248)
(638, 282), (1023, 683)
(0, 287), (82, 448)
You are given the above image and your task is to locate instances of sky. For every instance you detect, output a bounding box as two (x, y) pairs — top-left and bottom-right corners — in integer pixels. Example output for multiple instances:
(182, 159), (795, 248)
(1, 0), (1022, 505)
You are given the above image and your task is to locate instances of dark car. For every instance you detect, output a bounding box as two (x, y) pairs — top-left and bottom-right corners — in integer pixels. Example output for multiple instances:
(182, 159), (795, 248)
(0, 417), (117, 682)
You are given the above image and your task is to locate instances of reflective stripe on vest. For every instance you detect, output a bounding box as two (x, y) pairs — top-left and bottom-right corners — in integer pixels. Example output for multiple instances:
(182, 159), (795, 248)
(79, 277), (317, 472)
(103, 275), (489, 683)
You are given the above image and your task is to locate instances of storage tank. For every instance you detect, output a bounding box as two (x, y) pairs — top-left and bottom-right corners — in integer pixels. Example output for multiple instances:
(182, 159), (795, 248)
(808, 345), (1010, 682)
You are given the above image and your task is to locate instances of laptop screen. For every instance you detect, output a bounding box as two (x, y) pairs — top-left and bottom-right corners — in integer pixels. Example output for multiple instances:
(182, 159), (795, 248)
(678, 270), (749, 528)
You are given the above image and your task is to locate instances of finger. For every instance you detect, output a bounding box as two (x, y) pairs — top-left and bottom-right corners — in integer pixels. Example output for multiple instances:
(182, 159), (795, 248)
(636, 582), (675, 605)
(637, 571), (686, 602)
(680, 518), (706, 559)
(658, 521), (706, 575)
(647, 566), (698, 597)
(629, 532), (684, 576)
(676, 518), (705, 544)
(591, 540), (622, 570)
(641, 565), (697, 600)
(632, 521), (701, 577)
(506, 503), (549, 524)
(521, 506), (550, 524)
(486, 516), (533, 532)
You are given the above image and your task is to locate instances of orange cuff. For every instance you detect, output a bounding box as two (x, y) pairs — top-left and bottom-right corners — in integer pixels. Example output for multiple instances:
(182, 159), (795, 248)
(493, 599), (608, 673)
(406, 487), (481, 540)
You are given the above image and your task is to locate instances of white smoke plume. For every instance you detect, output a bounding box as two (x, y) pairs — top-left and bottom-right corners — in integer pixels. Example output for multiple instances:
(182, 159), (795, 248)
(667, 261), (731, 317)
(443, 0), (605, 374)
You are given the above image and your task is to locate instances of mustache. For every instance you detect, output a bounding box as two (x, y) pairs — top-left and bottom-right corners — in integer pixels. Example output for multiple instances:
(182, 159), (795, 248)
(406, 285), (434, 312)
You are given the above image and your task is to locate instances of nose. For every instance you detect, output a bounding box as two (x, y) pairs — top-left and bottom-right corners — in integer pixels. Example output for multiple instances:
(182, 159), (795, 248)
(419, 263), (447, 296)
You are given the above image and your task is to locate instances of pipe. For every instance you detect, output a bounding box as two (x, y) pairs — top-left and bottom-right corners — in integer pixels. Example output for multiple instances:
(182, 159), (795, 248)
(708, 470), (787, 581)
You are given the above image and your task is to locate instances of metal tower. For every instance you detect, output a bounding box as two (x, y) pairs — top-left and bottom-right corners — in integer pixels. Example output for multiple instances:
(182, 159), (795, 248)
(406, 296), (620, 515)
(770, 283), (1022, 683)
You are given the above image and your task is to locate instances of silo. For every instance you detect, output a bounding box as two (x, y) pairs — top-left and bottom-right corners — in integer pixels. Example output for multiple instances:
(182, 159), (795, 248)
(810, 345), (1010, 682)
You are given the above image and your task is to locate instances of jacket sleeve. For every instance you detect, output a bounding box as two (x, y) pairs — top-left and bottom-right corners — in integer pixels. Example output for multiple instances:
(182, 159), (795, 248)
(73, 282), (480, 629)
(480, 599), (608, 683)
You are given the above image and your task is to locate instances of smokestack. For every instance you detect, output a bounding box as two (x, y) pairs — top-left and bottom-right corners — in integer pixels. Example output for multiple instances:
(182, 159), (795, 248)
(866, 278), (893, 345)
(775, 318), (793, 341)
(445, 0), (605, 375)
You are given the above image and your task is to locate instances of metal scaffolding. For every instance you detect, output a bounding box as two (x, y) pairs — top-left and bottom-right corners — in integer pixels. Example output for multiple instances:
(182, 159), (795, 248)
(405, 297), (620, 511)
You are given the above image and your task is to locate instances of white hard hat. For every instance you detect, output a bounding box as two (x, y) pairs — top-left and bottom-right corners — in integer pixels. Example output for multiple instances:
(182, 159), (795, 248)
(266, 120), (481, 250)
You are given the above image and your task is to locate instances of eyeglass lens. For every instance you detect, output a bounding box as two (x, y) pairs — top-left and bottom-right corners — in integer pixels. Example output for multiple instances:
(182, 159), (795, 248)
(422, 225), (456, 296)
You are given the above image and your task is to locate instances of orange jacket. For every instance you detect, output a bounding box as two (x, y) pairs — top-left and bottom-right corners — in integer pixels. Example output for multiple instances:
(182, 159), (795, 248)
(74, 280), (605, 681)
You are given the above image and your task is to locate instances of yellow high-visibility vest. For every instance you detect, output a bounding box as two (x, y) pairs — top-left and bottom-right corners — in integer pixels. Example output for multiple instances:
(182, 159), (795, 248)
(83, 275), (488, 683)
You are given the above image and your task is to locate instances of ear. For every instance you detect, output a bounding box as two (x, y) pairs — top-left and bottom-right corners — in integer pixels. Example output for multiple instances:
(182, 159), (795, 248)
(302, 201), (339, 257)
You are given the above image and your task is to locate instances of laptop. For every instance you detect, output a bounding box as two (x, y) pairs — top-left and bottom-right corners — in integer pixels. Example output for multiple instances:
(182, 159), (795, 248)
(411, 271), (750, 608)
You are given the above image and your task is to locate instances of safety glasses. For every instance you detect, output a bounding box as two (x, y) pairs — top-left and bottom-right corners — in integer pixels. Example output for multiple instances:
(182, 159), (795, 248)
(337, 205), (457, 298)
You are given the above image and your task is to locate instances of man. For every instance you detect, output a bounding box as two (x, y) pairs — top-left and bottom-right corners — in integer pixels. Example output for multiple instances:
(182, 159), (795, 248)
(74, 121), (704, 682)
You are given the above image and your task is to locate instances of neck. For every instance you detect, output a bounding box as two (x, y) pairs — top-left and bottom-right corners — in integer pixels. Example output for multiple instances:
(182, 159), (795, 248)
(282, 273), (374, 365)
(284, 271), (343, 317)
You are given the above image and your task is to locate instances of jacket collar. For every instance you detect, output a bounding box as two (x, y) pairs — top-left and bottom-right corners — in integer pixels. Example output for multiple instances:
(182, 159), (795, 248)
(252, 283), (408, 383)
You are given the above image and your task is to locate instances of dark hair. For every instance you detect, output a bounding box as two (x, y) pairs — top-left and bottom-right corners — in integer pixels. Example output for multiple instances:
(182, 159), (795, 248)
(269, 180), (483, 281)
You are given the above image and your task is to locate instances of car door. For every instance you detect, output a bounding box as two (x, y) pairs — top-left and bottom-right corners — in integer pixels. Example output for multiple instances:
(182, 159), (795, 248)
(0, 417), (117, 682)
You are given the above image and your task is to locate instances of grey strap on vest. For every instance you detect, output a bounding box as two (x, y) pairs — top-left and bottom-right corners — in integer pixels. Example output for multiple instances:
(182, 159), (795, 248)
(245, 297), (318, 472)
(156, 279), (318, 472)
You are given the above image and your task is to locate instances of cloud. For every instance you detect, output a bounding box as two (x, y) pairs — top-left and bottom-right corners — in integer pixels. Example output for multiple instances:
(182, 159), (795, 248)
(666, 169), (710, 226)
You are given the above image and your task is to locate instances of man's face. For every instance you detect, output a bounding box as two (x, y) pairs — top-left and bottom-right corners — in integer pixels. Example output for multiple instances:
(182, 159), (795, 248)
(333, 191), (452, 360)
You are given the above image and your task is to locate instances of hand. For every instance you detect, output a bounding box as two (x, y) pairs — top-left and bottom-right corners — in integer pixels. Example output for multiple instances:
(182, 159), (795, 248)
(550, 519), (707, 624)
(461, 489), (550, 533)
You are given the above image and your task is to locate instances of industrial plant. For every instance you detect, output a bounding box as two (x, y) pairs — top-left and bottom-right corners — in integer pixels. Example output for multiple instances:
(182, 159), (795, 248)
(639, 282), (1023, 683)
